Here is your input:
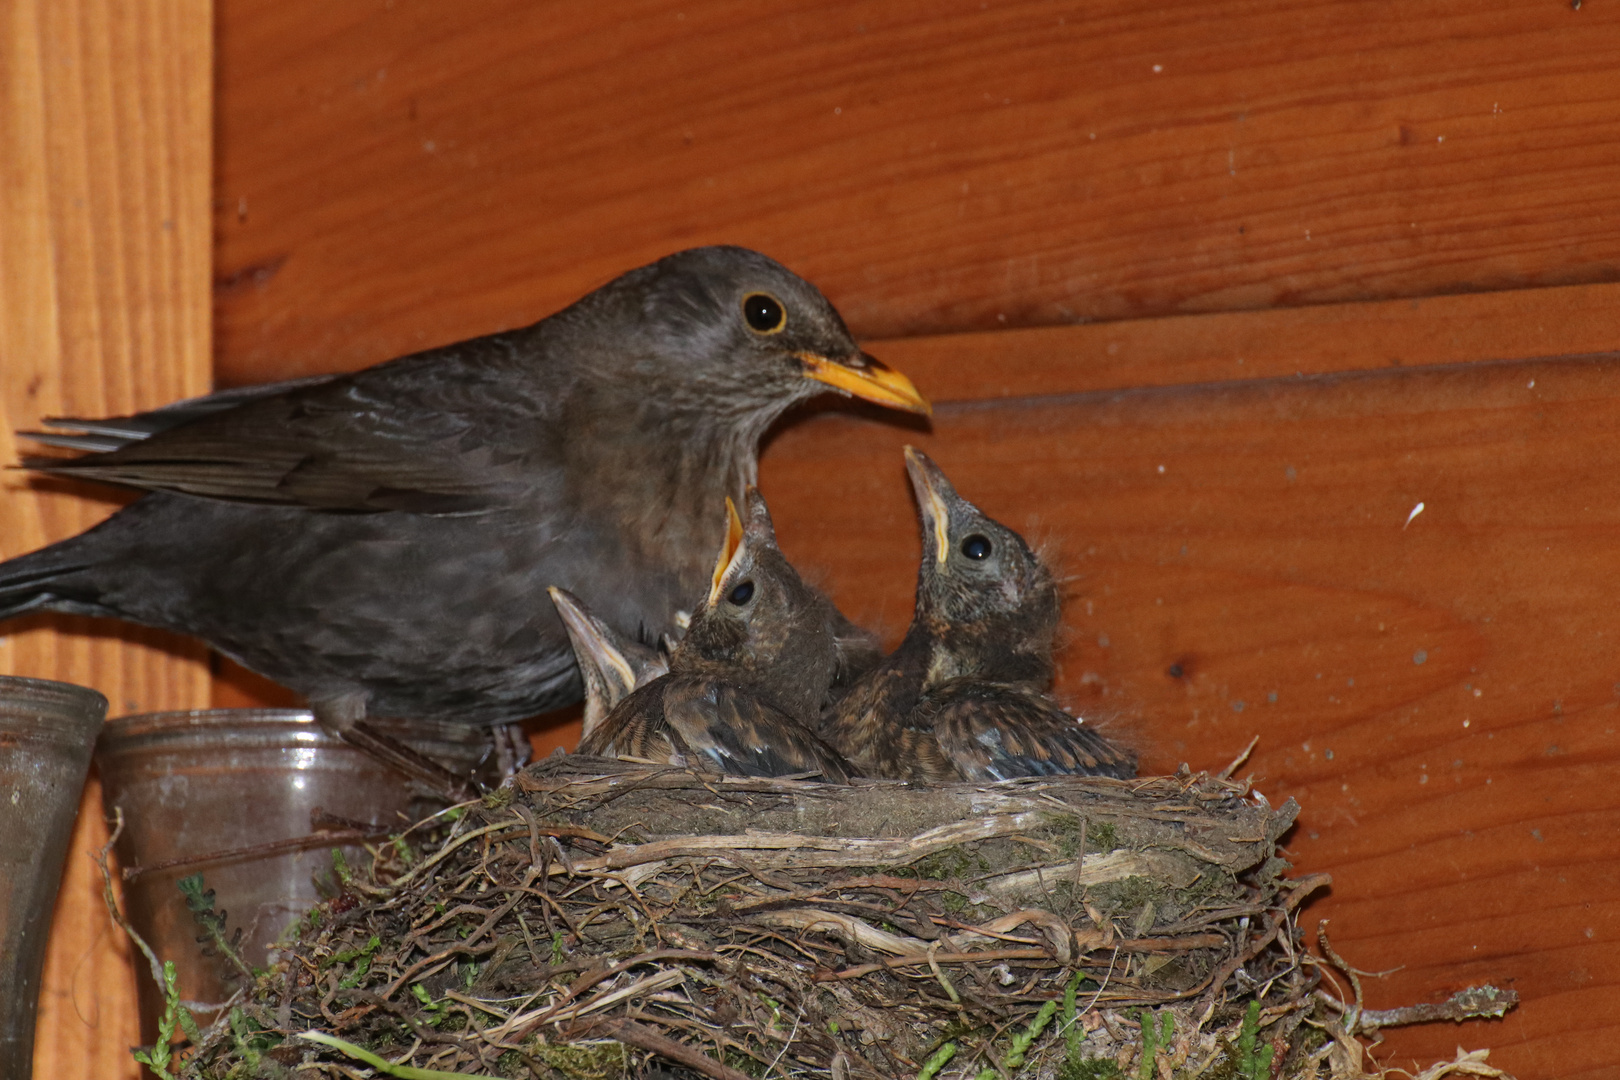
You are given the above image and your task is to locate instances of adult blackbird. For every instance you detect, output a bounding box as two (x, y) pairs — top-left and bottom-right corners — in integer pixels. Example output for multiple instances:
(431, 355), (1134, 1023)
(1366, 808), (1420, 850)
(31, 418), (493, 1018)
(547, 586), (667, 741)
(825, 448), (1135, 782)
(580, 491), (856, 781)
(0, 247), (926, 751)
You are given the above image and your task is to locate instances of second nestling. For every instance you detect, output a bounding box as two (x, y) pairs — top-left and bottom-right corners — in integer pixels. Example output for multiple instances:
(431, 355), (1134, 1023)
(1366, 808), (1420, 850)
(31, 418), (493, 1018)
(576, 490), (855, 781)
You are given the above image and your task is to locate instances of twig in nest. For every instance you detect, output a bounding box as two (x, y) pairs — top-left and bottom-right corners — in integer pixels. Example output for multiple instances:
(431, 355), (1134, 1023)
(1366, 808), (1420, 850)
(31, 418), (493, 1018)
(1313, 920), (1517, 1033)
(584, 1018), (753, 1080)
(96, 807), (166, 989)
(122, 827), (380, 881)
(1355, 986), (1520, 1030)
(1217, 736), (1262, 780)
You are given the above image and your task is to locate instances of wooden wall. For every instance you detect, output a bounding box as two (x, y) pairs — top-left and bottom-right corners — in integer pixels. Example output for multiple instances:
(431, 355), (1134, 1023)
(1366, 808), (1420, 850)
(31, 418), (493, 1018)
(0, 0), (212, 1076)
(15, 0), (1620, 1076)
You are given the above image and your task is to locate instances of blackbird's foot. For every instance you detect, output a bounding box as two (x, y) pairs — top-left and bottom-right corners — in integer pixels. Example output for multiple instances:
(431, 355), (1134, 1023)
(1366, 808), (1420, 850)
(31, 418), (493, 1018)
(492, 721), (532, 778)
(313, 694), (474, 801)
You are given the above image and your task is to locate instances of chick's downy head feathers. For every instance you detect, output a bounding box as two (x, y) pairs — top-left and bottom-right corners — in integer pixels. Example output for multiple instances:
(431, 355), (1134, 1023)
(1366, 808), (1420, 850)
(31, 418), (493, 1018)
(903, 446), (1060, 662)
(676, 488), (836, 719)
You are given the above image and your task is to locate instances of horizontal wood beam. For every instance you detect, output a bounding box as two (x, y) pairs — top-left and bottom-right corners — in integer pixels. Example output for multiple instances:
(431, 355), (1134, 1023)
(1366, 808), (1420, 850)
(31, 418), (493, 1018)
(877, 279), (1620, 403)
(213, 0), (1620, 385)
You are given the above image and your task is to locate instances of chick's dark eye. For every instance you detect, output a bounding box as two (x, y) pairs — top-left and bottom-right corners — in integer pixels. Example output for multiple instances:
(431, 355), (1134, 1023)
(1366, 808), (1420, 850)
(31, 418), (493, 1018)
(742, 293), (786, 334)
(960, 534), (992, 560)
(727, 580), (755, 605)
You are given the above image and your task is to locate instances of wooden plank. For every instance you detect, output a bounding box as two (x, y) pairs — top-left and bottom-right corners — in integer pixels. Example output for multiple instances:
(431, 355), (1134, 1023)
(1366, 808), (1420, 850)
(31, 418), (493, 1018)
(757, 353), (1620, 1080)
(0, 0), (212, 1072)
(213, 0), (1620, 385)
(881, 280), (1620, 403)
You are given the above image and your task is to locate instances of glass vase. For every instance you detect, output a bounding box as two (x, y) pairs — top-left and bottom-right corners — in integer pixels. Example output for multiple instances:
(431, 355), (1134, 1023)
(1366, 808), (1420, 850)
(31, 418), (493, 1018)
(96, 708), (493, 1040)
(0, 675), (108, 1080)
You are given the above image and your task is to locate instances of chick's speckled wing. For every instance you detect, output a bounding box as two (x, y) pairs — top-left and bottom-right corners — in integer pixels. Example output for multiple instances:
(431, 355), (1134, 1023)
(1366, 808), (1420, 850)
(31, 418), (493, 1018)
(659, 679), (856, 781)
(823, 642), (957, 782)
(922, 681), (1136, 781)
(577, 679), (669, 759)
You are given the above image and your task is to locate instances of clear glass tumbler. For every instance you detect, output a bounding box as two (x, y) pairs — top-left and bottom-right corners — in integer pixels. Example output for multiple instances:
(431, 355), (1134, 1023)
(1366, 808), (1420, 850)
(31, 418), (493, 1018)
(0, 675), (108, 1080)
(96, 708), (493, 1039)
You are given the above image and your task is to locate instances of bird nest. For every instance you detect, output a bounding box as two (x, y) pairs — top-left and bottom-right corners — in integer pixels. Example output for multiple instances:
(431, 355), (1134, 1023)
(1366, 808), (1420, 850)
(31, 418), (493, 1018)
(177, 760), (1517, 1080)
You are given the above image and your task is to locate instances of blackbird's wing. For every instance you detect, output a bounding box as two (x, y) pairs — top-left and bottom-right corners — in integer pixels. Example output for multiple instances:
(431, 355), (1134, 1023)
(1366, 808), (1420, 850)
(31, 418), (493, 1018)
(663, 680), (856, 782)
(923, 681), (1136, 781)
(26, 334), (557, 514)
(25, 375), (341, 453)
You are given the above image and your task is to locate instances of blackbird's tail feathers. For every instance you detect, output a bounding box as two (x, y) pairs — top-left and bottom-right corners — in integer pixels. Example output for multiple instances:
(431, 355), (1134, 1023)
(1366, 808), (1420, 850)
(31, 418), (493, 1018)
(21, 428), (137, 455)
(0, 545), (102, 621)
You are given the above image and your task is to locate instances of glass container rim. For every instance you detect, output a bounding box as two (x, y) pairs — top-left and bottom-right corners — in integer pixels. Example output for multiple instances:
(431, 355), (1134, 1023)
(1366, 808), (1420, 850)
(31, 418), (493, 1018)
(0, 674), (109, 732)
(99, 707), (491, 752)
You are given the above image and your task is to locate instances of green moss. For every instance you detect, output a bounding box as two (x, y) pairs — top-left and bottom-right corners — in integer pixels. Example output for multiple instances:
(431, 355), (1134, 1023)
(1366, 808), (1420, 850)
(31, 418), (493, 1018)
(1059, 1060), (1123, 1080)
(526, 1038), (630, 1080)
(1086, 821), (1120, 851)
(902, 845), (990, 881)
(1088, 875), (1163, 919)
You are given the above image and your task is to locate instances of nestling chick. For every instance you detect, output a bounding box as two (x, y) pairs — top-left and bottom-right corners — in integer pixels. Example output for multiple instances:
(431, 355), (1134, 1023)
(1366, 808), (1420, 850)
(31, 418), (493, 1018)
(826, 448), (1135, 782)
(547, 587), (668, 741)
(579, 491), (856, 781)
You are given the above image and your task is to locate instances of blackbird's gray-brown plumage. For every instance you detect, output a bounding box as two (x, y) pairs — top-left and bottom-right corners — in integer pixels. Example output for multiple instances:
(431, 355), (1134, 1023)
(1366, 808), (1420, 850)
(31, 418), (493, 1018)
(547, 586), (667, 741)
(825, 448), (1135, 782)
(0, 247), (927, 745)
(579, 490), (856, 781)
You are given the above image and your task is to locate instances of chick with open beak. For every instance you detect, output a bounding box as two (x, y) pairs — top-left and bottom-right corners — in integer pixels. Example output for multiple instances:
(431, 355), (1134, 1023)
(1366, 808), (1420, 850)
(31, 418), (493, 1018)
(579, 491), (857, 781)
(825, 448), (1136, 782)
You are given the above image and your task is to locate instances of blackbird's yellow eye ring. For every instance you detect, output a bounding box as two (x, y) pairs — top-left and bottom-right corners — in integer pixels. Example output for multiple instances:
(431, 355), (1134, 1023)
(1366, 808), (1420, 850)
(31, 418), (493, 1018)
(741, 292), (787, 335)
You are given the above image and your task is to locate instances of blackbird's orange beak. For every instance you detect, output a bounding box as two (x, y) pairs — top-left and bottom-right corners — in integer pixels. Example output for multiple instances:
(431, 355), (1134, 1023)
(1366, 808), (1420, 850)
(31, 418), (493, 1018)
(904, 446), (954, 566)
(707, 496), (746, 606)
(796, 351), (931, 415)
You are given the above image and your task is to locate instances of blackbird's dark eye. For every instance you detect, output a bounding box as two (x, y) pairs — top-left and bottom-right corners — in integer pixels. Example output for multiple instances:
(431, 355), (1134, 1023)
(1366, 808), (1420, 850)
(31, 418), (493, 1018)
(742, 293), (786, 334)
(727, 580), (755, 605)
(961, 534), (992, 560)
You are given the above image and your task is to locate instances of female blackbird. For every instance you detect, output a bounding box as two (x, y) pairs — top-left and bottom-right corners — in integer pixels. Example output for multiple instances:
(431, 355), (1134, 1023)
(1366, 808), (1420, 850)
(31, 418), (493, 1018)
(826, 448), (1135, 782)
(547, 586), (666, 741)
(0, 247), (926, 753)
(579, 491), (856, 781)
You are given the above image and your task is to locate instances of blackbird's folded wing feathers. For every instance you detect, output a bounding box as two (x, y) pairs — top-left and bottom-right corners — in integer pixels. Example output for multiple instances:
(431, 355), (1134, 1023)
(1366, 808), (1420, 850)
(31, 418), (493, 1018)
(662, 680), (856, 782)
(27, 336), (558, 514)
(25, 374), (341, 453)
(924, 681), (1136, 781)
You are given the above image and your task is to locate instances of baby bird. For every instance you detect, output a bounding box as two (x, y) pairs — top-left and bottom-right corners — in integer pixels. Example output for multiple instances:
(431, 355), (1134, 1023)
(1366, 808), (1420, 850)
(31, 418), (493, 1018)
(547, 587), (668, 741)
(826, 448), (1135, 782)
(578, 491), (856, 781)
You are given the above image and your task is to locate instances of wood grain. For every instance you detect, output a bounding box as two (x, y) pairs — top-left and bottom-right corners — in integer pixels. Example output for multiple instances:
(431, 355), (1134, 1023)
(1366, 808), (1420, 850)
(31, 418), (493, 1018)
(208, 286), (1619, 1078)
(182, 2), (1620, 1077)
(758, 354), (1620, 1080)
(0, 0), (212, 1073)
(213, 0), (1620, 385)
